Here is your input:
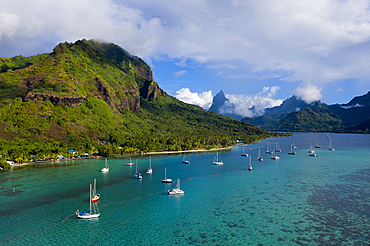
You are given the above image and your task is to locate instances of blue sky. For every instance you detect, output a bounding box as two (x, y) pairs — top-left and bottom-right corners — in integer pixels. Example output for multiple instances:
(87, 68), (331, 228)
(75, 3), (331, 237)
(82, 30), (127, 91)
(1, 0), (370, 117)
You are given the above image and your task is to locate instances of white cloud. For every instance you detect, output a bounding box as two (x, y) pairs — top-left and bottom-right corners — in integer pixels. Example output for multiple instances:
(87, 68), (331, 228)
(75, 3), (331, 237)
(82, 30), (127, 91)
(175, 58), (187, 67)
(174, 88), (213, 109)
(175, 87), (283, 117)
(225, 87), (283, 118)
(292, 81), (323, 103)
(173, 70), (187, 77)
(2, 0), (370, 99)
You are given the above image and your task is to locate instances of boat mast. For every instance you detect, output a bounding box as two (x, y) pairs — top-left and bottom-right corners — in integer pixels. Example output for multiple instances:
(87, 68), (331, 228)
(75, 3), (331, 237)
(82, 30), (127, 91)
(89, 184), (92, 213)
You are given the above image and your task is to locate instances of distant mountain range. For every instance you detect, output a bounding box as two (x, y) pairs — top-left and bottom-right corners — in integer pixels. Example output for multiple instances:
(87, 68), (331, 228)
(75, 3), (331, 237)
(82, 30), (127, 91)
(209, 90), (370, 133)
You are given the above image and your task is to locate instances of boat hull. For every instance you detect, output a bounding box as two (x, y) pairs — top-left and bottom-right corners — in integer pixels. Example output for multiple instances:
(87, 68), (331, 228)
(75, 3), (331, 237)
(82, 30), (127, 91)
(76, 211), (100, 219)
(213, 161), (224, 165)
(168, 189), (184, 195)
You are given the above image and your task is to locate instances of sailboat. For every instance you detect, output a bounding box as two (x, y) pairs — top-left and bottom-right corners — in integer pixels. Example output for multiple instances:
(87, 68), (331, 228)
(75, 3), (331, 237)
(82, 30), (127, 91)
(248, 154), (252, 171)
(309, 143), (317, 156)
(308, 143), (315, 153)
(126, 157), (134, 166)
(101, 158), (109, 172)
(182, 154), (190, 164)
(315, 141), (321, 148)
(168, 178), (184, 195)
(76, 184), (100, 219)
(328, 139), (335, 151)
(162, 167), (173, 183)
(213, 152), (224, 165)
(274, 143), (281, 152)
(270, 151), (280, 160)
(288, 144), (296, 155)
(241, 145), (248, 156)
(266, 142), (272, 154)
(92, 179), (100, 202)
(292, 140), (297, 149)
(134, 160), (142, 179)
(257, 147), (263, 161)
(146, 156), (153, 173)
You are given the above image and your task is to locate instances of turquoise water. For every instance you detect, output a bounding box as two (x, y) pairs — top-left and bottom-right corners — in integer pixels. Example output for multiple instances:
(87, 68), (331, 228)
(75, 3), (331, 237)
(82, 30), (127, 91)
(1, 132), (370, 245)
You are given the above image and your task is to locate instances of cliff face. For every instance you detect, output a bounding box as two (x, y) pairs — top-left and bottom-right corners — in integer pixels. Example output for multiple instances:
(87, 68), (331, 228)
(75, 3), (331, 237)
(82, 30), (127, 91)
(17, 39), (163, 112)
(23, 92), (85, 107)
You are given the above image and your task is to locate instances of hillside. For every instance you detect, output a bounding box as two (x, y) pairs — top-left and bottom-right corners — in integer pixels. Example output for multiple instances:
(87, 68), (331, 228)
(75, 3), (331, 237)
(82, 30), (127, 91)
(0, 39), (288, 166)
(242, 103), (343, 132)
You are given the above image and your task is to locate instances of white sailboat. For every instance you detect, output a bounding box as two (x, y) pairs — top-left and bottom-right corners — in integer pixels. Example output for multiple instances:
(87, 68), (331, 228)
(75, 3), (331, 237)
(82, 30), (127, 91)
(328, 139), (335, 151)
(213, 152), (224, 165)
(257, 147), (263, 161)
(274, 143), (281, 152)
(162, 167), (173, 183)
(182, 154), (190, 164)
(308, 143), (315, 153)
(241, 145), (248, 156)
(168, 178), (184, 195)
(248, 154), (252, 171)
(271, 151), (280, 160)
(76, 184), (100, 219)
(92, 179), (100, 202)
(101, 158), (109, 172)
(292, 140), (297, 149)
(134, 160), (142, 179)
(126, 157), (134, 166)
(288, 144), (296, 155)
(146, 156), (153, 173)
(266, 142), (272, 154)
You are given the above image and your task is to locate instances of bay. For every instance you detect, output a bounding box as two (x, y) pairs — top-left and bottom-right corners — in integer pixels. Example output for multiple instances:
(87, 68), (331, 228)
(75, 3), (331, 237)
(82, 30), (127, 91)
(1, 132), (370, 245)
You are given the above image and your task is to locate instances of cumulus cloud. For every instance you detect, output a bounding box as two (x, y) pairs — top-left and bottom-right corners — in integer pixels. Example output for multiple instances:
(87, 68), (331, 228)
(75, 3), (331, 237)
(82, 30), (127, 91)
(174, 88), (213, 109)
(224, 87), (283, 118)
(175, 87), (283, 118)
(2, 0), (370, 98)
(293, 81), (323, 103)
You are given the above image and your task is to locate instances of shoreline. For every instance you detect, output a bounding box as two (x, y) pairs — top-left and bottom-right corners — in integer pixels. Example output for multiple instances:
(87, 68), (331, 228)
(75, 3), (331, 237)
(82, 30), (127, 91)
(143, 146), (232, 155)
(8, 146), (234, 168)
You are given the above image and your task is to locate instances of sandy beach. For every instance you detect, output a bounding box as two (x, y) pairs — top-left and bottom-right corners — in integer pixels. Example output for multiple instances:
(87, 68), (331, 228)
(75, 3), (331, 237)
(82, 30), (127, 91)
(7, 146), (233, 168)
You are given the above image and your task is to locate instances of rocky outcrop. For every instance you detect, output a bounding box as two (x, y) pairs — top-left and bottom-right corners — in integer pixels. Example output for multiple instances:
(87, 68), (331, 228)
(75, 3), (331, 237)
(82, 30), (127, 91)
(135, 66), (153, 81)
(23, 92), (85, 107)
(140, 80), (165, 101)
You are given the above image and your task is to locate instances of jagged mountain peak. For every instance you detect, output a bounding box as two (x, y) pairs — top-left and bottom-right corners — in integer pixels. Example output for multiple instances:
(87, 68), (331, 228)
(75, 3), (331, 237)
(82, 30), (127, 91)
(208, 90), (229, 112)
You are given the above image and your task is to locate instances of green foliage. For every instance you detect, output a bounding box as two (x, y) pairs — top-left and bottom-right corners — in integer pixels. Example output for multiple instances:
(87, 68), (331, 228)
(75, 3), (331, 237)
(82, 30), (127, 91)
(0, 39), (289, 164)
(242, 103), (345, 132)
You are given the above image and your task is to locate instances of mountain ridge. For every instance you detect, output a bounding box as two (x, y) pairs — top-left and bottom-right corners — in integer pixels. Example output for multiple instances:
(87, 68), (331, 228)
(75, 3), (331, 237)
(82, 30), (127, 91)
(207, 89), (370, 133)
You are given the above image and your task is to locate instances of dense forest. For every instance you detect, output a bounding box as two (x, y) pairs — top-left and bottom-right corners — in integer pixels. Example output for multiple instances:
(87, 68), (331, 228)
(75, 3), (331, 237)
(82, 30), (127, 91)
(0, 39), (290, 168)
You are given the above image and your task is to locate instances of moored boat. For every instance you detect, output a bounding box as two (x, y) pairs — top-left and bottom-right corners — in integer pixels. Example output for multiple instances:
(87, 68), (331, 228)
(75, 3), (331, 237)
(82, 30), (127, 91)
(162, 167), (173, 183)
(168, 178), (184, 195)
(76, 184), (100, 219)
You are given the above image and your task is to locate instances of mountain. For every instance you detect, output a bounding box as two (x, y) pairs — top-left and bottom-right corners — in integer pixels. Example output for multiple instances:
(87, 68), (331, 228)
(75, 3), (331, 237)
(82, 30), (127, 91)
(241, 95), (370, 133)
(242, 102), (342, 132)
(208, 90), (230, 112)
(261, 95), (314, 117)
(0, 39), (288, 165)
(208, 91), (314, 120)
(341, 91), (370, 108)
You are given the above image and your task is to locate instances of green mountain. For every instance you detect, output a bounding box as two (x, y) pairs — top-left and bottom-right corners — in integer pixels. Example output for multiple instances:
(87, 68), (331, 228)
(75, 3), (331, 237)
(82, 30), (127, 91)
(0, 39), (288, 165)
(241, 100), (370, 133)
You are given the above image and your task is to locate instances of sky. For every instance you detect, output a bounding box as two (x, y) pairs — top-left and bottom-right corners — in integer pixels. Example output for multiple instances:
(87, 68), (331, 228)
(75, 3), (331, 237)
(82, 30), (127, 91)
(1, 0), (370, 117)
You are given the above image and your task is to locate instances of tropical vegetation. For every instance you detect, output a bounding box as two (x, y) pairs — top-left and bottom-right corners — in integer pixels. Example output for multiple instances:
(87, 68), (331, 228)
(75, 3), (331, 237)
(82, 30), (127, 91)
(0, 39), (290, 168)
